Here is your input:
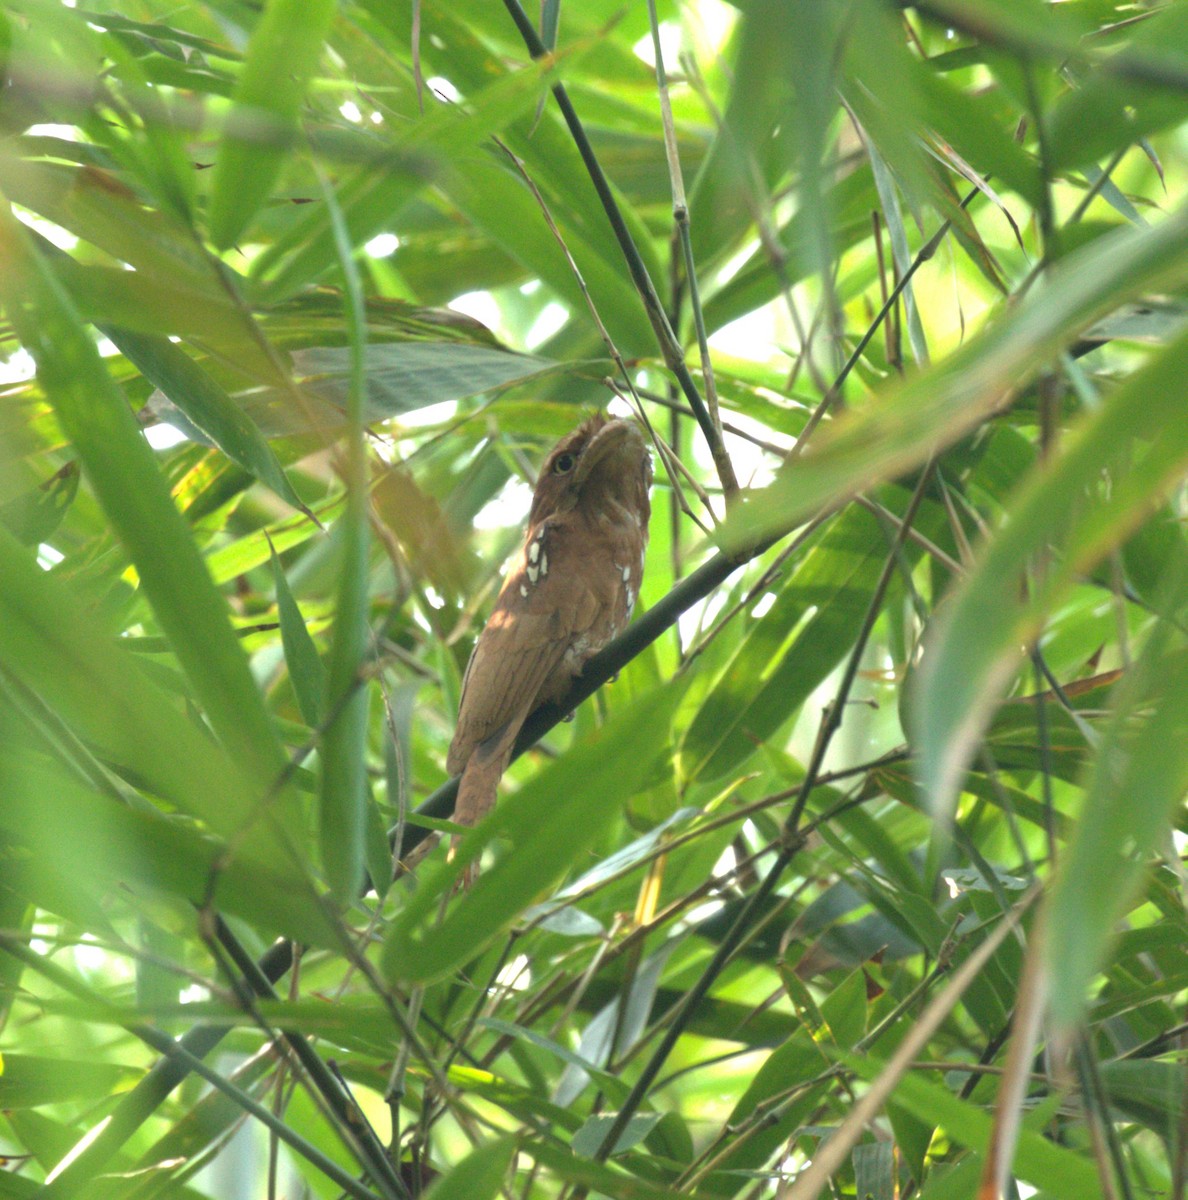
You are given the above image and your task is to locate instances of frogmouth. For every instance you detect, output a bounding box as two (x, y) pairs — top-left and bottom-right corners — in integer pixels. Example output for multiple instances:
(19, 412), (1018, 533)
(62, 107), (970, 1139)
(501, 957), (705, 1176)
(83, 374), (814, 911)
(447, 412), (653, 842)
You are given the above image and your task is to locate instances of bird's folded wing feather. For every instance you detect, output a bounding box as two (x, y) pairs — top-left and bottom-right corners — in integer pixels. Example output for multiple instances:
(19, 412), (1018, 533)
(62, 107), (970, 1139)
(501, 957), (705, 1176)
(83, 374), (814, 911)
(448, 523), (604, 774)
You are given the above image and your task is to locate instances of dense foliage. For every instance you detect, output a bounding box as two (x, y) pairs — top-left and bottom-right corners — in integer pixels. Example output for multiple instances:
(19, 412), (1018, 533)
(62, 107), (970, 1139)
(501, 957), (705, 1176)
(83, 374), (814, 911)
(0, 0), (1186, 1197)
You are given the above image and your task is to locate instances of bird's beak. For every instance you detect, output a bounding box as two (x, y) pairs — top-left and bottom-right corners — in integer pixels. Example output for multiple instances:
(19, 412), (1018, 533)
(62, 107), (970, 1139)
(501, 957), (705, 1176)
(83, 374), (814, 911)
(574, 419), (646, 488)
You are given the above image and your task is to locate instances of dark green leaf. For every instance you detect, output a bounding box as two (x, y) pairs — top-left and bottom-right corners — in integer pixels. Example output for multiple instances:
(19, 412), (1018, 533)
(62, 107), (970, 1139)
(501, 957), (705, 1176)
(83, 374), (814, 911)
(383, 683), (684, 983)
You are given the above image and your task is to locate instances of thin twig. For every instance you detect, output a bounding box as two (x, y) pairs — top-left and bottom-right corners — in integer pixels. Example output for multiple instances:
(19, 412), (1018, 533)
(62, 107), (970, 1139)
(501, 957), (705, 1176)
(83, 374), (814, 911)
(581, 464), (940, 1178)
(500, 0), (737, 500)
(489, 135), (705, 526)
(646, 0), (738, 506)
(2, 937), (390, 1200)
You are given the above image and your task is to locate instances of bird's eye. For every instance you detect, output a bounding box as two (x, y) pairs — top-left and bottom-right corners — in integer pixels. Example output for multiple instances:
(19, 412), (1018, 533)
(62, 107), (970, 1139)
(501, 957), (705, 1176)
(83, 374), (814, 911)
(552, 452), (577, 475)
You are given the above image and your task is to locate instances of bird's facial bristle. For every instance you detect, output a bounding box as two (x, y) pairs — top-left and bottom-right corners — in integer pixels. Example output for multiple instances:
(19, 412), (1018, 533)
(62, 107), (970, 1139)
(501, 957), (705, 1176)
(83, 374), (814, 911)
(529, 412), (649, 527)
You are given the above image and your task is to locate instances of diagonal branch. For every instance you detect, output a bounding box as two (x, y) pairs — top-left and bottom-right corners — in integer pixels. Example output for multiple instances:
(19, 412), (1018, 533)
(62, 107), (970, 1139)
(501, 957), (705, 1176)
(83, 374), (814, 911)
(582, 463), (939, 1176)
(49, 536), (762, 1191)
(399, 541), (751, 851)
(500, 0), (739, 502)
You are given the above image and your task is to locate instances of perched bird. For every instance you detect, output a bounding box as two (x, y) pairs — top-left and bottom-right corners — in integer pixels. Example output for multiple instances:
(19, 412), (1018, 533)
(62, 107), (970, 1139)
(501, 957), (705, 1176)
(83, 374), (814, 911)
(447, 411), (653, 840)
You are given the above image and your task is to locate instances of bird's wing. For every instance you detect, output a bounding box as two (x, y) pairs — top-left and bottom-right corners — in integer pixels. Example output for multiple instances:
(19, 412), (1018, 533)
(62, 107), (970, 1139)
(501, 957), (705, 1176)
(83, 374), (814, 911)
(447, 520), (603, 773)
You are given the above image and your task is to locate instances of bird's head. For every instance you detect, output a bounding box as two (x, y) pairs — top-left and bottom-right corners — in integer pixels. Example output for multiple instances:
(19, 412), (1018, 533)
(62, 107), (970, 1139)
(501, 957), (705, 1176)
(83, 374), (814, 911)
(528, 411), (653, 530)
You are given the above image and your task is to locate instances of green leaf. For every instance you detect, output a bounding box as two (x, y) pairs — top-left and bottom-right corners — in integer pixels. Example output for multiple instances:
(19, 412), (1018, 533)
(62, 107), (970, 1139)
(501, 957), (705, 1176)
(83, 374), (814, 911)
(679, 504), (892, 785)
(439, 153), (653, 353)
(108, 328), (306, 511)
(0, 524), (299, 867)
(363, 781), (395, 898)
(1098, 1059), (1184, 1143)
(571, 1113), (662, 1159)
(291, 342), (565, 424)
(206, 494), (346, 585)
(1043, 629), (1188, 1030)
(421, 1137), (516, 1200)
(0, 157), (285, 385)
(206, 0), (337, 250)
(0, 752), (337, 947)
(853, 1142), (895, 1200)
(382, 682), (684, 983)
(269, 540), (326, 728)
(0, 1054), (138, 1108)
(554, 943), (677, 1106)
(318, 175), (371, 905)
(1047, 4), (1188, 173)
(0, 159), (213, 288)
(820, 966), (869, 1049)
(164, 342), (565, 441)
(0, 879), (32, 1032)
(913, 322), (1188, 819)
(0, 196), (290, 799)
(477, 1018), (630, 1103)
(0, 462), (78, 545)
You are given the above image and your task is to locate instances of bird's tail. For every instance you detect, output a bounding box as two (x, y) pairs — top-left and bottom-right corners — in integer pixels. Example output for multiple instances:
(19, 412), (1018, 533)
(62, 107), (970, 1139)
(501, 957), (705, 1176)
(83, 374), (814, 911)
(449, 723), (519, 885)
(454, 733), (515, 827)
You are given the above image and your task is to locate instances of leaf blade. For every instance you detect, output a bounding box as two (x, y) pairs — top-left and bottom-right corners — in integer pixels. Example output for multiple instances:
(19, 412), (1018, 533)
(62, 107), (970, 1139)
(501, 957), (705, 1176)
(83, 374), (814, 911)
(206, 0), (337, 250)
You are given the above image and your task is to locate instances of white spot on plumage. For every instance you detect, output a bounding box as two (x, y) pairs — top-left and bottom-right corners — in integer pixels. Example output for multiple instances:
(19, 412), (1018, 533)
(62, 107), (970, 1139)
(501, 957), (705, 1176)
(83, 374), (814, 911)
(528, 539), (540, 564)
(526, 562), (539, 584)
(520, 584), (529, 598)
(540, 552), (548, 575)
(620, 563), (631, 583)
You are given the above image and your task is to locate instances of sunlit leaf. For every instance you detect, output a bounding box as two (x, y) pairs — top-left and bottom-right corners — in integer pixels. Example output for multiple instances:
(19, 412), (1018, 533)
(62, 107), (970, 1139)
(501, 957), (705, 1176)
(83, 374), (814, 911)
(382, 683), (684, 983)
(420, 1137), (516, 1200)
(0, 198), (289, 795)
(913, 322), (1188, 818)
(206, 0), (336, 250)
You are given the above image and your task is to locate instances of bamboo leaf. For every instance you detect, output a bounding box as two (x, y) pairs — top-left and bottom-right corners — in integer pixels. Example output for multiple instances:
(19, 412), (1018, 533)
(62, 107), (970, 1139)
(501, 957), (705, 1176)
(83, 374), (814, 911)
(913, 321), (1188, 819)
(269, 540), (326, 728)
(0, 1054), (138, 1109)
(0, 462), (78, 546)
(679, 504), (898, 786)
(0, 197), (290, 796)
(571, 1113), (661, 1159)
(206, 0), (337, 250)
(382, 683), (684, 983)
(109, 329), (306, 512)
(1043, 615), (1188, 1030)
(318, 172), (371, 904)
(0, 511), (298, 867)
(0, 751), (337, 947)
(421, 1137), (516, 1200)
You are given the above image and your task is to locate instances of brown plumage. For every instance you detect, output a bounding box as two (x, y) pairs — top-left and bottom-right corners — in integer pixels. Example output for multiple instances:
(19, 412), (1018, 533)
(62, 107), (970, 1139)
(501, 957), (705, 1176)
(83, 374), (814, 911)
(447, 412), (653, 845)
